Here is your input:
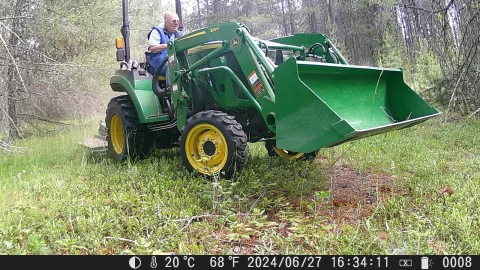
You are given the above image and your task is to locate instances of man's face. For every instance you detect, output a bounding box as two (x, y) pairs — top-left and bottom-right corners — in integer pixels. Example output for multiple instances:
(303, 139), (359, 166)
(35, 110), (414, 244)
(165, 14), (179, 34)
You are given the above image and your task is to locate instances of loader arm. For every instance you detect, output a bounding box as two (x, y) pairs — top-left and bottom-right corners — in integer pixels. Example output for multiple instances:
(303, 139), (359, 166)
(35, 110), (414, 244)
(168, 22), (284, 130)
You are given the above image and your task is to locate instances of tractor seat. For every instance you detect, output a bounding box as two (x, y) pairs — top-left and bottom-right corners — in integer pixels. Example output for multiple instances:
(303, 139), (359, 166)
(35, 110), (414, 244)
(152, 74), (168, 99)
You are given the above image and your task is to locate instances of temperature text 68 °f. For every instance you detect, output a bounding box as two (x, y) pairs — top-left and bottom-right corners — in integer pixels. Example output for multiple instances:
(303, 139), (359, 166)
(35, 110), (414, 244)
(210, 256), (241, 268)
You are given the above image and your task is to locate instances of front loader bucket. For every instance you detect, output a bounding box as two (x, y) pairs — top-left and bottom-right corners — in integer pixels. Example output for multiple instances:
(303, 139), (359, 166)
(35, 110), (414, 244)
(274, 58), (440, 153)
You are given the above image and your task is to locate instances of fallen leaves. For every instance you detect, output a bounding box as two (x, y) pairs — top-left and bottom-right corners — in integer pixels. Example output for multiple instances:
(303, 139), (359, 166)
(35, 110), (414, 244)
(439, 186), (454, 196)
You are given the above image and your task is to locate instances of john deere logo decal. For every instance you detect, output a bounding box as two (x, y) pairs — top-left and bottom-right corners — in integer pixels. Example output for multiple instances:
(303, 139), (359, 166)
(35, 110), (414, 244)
(232, 38), (239, 47)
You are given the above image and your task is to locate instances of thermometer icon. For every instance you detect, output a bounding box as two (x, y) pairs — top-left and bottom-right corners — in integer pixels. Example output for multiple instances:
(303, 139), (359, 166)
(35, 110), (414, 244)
(151, 256), (158, 268)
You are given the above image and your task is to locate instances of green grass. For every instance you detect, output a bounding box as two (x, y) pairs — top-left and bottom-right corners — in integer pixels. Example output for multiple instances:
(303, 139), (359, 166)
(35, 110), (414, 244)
(0, 118), (479, 255)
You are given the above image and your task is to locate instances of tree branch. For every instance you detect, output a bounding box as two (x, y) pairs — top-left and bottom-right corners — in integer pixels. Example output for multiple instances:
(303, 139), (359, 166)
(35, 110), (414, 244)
(399, 0), (455, 14)
(467, 108), (480, 120)
(173, 214), (226, 231)
(104, 237), (136, 244)
(0, 16), (32, 21)
(0, 21), (60, 63)
(16, 113), (76, 126)
(0, 140), (27, 153)
(0, 107), (24, 139)
(0, 31), (28, 94)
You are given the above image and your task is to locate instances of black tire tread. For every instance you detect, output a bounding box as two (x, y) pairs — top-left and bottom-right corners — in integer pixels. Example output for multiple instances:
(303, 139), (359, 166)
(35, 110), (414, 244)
(264, 141), (318, 161)
(179, 110), (249, 179)
(106, 95), (155, 161)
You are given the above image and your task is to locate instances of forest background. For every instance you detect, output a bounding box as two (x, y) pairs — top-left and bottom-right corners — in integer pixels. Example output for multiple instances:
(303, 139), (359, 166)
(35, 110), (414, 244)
(0, 0), (478, 139)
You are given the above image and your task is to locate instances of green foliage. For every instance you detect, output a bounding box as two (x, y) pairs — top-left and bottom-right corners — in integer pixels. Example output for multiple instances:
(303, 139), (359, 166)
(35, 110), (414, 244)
(39, 0), (117, 61)
(412, 45), (442, 90)
(1, 118), (479, 254)
(379, 32), (442, 96)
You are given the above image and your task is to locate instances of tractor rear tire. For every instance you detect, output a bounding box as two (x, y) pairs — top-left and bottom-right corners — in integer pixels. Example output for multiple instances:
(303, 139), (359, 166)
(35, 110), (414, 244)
(265, 142), (318, 161)
(105, 95), (155, 161)
(179, 110), (249, 179)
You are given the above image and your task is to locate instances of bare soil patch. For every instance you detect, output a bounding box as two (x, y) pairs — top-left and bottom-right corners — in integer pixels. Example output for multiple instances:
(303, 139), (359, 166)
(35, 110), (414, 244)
(270, 162), (405, 233)
(314, 163), (404, 232)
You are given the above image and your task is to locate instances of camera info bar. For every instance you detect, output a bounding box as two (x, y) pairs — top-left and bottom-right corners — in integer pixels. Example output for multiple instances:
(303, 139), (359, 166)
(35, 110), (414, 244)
(3, 255), (477, 269)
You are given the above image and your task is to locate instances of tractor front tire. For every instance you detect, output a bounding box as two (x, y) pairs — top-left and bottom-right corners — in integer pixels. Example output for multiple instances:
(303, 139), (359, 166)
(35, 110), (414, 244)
(179, 110), (249, 179)
(105, 95), (154, 161)
(265, 142), (318, 161)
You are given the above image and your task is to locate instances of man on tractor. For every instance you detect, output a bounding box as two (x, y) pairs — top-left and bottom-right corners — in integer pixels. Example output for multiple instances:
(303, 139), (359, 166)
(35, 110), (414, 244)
(146, 11), (184, 80)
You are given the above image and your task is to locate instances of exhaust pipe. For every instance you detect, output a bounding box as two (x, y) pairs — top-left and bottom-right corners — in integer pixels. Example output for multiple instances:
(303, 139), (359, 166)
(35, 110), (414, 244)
(175, 0), (184, 31)
(120, 0), (131, 62)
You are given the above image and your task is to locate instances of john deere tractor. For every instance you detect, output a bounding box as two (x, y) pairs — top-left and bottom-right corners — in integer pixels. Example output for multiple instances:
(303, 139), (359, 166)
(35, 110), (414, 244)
(105, 0), (440, 178)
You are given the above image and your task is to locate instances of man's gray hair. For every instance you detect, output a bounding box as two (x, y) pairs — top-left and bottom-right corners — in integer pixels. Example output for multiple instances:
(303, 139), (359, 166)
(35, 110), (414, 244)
(164, 11), (178, 21)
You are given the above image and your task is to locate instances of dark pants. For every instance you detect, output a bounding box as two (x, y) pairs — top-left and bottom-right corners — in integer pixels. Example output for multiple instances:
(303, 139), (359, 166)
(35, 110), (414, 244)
(159, 63), (170, 87)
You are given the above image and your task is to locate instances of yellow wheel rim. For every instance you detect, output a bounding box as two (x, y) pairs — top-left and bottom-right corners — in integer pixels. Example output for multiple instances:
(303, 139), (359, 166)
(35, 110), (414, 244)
(185, 123), (228, 175)
(273, 146), (304, 160)
(110, 115), (125, 155)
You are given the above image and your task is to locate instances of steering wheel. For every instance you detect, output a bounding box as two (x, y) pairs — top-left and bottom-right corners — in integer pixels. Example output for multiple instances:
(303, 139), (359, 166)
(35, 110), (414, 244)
(258, 41), (269, 57)
(307, 43), (326, 55)
(295, 43), (327, 61)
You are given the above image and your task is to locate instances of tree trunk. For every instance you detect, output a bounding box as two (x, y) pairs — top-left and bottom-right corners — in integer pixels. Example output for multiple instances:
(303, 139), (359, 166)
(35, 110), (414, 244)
(280, 0), (288, 35)
(410, 0), (424, 39)
(287, 0), (295, 34)
(244, 0), (250, 18)
(304, 0), (317, 33)
(196, 0), (202, 28)
(6, 65), (19, 141)
(400, 0), (417, 59)
(5, 0), (25, 141)
(212, 0), (222, 23)
(327, 0), (335, 27)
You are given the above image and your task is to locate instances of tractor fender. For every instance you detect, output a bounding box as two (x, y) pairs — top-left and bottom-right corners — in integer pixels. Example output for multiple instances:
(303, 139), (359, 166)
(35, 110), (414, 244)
(110, 72), (168, 123)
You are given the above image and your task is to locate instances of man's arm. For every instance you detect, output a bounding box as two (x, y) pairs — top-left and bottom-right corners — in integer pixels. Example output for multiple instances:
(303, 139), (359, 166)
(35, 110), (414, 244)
(148, 43), (168, 53)
(148, 28), (168, 53)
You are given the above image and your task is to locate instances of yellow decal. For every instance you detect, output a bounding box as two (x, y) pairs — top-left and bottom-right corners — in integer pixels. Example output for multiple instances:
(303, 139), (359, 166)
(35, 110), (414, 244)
(187, 44), (222, 55)
(178, 31), (206, 40)
(209, 27), (220, 33)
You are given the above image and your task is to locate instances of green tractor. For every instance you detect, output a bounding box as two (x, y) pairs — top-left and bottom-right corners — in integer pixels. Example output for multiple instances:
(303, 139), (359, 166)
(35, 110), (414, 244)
(104, 0), (440, 178)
